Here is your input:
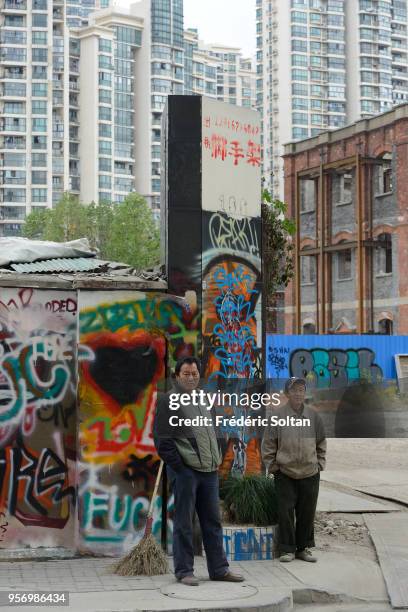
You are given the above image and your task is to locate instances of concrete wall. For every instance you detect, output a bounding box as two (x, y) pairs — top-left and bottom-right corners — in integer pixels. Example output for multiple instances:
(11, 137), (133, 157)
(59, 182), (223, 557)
(0, 284), (198, 556)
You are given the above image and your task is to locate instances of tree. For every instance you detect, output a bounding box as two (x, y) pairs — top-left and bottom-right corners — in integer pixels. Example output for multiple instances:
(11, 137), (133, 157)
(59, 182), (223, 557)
(22, 207), (49, 240)
(104, 193), (160, 271)
(262, 188), (296, 333)
(22, 192), (160, 270)
(23, 193), (89, 243)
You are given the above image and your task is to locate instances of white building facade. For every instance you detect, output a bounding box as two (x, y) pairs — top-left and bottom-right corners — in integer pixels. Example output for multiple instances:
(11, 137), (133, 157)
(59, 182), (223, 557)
(0, 0), (256, 235)
(257, 0), (408, 199)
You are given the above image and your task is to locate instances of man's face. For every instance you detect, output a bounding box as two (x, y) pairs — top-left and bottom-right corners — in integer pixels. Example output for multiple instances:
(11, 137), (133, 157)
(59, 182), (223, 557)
(176, 362), (200, 391)
(287, 383), (306, 410)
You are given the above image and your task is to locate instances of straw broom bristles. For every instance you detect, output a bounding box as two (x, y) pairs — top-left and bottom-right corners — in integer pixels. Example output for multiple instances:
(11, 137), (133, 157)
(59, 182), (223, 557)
(113, 460), (169, 576)
(114, 532), (169, 576)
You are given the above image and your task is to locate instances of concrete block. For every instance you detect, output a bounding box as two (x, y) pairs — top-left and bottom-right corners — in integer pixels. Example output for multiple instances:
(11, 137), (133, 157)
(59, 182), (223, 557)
(222, 525), (279, 561)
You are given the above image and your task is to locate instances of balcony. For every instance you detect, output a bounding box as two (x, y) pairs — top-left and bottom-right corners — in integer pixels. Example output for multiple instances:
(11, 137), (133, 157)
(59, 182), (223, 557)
(69, 61), (79, 74)
(0, 190), (26, 203)
(2, 0), (27, 9)
(1, 119), (26, 132)
(1, 172), (26, 185)
(52, 8), (63, 21)
(0, 206), (26, 220)
(69, 80), (79, 91)
(1, 136), (25, 149)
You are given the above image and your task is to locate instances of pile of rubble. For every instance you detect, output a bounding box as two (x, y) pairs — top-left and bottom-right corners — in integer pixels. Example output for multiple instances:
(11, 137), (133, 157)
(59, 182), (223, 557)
(315, 512), (370, 545)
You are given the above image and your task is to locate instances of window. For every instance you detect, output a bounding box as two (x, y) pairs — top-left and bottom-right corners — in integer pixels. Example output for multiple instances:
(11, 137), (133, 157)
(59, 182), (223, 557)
(378, 318), (393, 335)
(292, 69), (308, 81)
(99, 158), (111, 171)
(31, 171), (46, 184)
(32, 153), (46, 167)
(31, 188), (47, 202)
(99, 89), (111, 104)
(99, 175), (111, 189)
(338, 173), (352, 204)
(32, 13), (47, 27)
(293, 97), (308, 110)
(32, 100), (47, 114)
(32, 65), (47, 79)
(32, 135), (46, 149)
(32, 83), (47, 97)
(375, 233), (392, 275)
(291, 25), (307, 37)
(99, 38), (112, 52)
(293, 112), (308, 125)
(293, 127), (308, 139)
(300, 179), (316, 212)
(32, 118), (47, 132)
(99, 140), (111, 155)
(292, 83), (308, 96)
(337, 245), (352, 280)
(382, 166), (393, 193)
(292, 39), (307, 52)
(303, 322), (316, 334)
(292, 54), (308, 67)
(32, 31), (47, 45)
(301, 255), (316, 285)
(99, 124), (112, 138)
(99, 106), (112, 121)
(32, 48), (47, 62)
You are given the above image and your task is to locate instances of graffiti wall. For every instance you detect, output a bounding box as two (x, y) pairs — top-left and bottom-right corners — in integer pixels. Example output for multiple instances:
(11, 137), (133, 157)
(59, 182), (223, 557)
(78, 290), (197, 555)
(266, 334), (407, 387)
(0, 288), (77, 549)
(201, 99), (263, 477)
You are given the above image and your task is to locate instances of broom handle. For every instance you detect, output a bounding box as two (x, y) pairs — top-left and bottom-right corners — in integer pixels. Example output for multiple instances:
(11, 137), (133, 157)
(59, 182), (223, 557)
(147, 460), (164, 519)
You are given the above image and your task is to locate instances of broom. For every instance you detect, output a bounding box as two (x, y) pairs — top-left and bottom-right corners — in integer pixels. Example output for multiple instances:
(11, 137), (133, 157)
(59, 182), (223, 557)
(114, 460), (169, 576)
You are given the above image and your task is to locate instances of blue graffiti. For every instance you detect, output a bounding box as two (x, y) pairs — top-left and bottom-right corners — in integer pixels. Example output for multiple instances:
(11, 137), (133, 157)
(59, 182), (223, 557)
(289, 348), (383, 389)
(223, 528), (275, 561)
(210, 265), (259, 379)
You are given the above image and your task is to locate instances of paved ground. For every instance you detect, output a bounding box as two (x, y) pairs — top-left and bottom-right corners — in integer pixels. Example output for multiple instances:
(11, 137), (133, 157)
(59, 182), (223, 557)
(317, 483), (401, 513)
(0, 549), (391, 612)
(364, 513), (408, 609)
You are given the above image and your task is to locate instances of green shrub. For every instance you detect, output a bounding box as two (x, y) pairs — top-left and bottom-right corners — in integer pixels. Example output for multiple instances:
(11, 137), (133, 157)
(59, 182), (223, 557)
(220, 474), (278, 526)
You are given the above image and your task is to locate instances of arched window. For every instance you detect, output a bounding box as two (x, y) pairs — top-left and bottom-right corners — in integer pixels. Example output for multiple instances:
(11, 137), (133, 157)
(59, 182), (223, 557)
(375, 233), (392, 275)
(303, 322), (316, 335)
(337, 240), (352, 280)
(378, 318), (393, 335)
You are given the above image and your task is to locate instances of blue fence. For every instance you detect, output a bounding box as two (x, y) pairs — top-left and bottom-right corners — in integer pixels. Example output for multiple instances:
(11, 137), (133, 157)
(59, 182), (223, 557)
(266, 334), (408, 389)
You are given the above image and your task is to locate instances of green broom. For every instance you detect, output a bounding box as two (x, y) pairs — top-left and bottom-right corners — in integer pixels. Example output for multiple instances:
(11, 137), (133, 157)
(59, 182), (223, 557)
(114, 460), (169, 576)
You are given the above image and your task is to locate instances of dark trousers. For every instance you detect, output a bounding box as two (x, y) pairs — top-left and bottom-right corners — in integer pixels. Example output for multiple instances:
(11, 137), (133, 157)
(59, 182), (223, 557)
(275, 470), (320, 554)
(167, 465), (229, 580)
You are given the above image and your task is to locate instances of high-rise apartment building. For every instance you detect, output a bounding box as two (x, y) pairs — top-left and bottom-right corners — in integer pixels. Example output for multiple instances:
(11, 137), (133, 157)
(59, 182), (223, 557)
(0, 0), (255, 235)
(257, 0), (408, 199)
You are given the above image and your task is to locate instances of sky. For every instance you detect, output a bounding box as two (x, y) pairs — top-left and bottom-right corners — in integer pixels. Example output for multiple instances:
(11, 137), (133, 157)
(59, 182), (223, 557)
(183, 0), (256, 58)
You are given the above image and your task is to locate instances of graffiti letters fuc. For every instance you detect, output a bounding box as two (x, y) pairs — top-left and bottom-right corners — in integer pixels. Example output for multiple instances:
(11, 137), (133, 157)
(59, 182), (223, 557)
(0, 288), (77, 547)
(78, 290), (197, 555)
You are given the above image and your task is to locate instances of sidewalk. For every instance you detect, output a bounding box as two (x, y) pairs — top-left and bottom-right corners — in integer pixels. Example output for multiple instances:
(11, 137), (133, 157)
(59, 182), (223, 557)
(0, 550), (390, 612)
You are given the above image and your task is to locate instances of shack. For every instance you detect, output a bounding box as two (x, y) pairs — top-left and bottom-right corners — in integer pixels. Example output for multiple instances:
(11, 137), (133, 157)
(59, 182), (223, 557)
(0, 238), (197, 557)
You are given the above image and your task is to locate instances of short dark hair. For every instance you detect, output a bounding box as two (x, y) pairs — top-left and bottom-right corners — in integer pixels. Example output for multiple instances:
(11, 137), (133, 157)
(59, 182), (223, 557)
(174, 356), (201, 376)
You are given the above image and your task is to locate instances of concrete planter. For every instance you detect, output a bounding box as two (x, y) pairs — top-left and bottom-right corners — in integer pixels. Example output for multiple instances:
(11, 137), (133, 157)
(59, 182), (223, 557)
(222, 524), (279, 561)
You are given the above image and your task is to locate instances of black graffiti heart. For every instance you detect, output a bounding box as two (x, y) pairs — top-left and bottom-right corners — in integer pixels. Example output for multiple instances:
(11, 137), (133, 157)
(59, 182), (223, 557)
(89, 345), (158, 407)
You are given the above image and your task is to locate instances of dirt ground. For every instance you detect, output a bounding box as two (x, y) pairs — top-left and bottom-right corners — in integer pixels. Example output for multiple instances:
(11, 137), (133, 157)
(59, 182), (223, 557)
(325, 437), (408, 471)
(314, 438), (408, 560)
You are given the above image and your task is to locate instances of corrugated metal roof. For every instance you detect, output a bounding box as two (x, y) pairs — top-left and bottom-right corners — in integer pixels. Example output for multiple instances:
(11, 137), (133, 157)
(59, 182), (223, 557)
(10, 258), (110, 274)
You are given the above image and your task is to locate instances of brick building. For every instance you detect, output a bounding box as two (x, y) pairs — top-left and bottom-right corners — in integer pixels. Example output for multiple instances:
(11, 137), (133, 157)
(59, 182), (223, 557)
(281, 104), (408, 335)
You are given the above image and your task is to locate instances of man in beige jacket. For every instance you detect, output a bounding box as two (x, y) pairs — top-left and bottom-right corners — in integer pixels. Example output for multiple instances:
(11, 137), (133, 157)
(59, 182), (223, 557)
(261, 377), (326, 563)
